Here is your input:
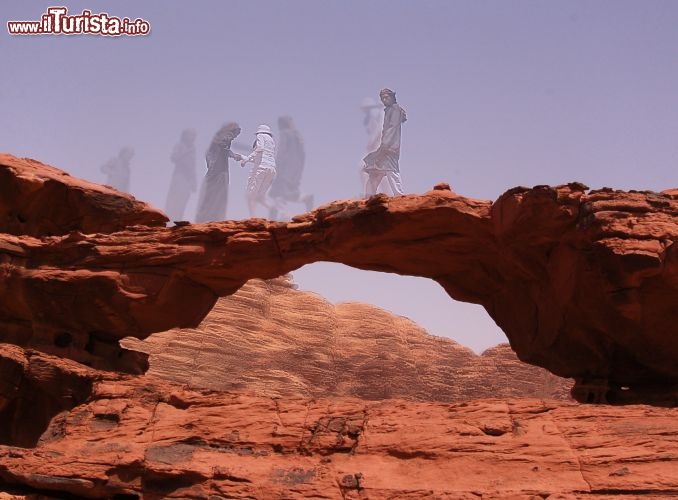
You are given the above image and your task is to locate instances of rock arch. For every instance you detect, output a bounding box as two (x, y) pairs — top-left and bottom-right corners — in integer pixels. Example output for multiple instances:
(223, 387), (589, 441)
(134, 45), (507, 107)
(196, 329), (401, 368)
(3, 154), (678, 404)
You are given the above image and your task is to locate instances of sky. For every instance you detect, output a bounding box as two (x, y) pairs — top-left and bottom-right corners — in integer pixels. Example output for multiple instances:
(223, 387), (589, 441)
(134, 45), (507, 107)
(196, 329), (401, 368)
(3, 1), (678, 353)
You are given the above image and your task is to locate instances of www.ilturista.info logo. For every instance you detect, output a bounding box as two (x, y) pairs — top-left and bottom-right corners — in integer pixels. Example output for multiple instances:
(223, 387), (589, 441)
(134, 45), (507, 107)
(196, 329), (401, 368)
(7, 7), (150, 36)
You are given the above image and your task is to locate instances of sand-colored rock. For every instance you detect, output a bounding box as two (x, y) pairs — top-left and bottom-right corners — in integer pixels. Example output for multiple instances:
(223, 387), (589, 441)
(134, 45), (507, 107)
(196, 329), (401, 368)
(2, 154), (678, 403)
(0, 346), (677, 499)
(123, 276), (572, 401)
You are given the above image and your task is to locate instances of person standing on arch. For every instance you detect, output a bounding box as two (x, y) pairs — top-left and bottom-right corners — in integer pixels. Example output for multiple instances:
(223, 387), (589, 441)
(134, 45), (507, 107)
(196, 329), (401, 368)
(101, 146), (134, 193)
(164, 128), (197, 221)
(362, 88), (407, 196)
(358, 96), (386, 196)
(195, 122), (244, 222)
(268, 115), (313, 220)
(240, 124), (277, 217)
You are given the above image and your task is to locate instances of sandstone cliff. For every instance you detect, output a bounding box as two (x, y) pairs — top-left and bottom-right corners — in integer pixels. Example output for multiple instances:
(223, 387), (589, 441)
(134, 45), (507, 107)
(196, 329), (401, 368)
(123, 276), (572, 401)
(1, 346), (677, 499)
(2, 153), (678, 498)
(3, 153), (678, 403)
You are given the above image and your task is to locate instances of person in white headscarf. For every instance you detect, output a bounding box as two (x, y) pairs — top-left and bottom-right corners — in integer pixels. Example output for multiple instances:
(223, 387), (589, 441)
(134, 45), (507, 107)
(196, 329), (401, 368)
(164, 128), (197, 221)
(241, 124), (277, 217)
(362, 88), (407, 196)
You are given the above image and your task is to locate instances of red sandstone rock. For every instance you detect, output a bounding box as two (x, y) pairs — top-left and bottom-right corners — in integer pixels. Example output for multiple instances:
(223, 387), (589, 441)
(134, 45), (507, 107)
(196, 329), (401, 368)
(0, 154), (167, 237)
(2, 154), (678, 403)
(0, 346), (677, 499)
(122, 277), (572, 401)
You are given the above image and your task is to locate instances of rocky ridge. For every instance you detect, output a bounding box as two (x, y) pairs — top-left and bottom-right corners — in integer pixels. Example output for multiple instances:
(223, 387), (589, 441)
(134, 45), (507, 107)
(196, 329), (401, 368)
(0, 345), (677, 499)
(2, 154), (678, 498)
(123, 276), (572, 402)
(2, 153), (678, 403)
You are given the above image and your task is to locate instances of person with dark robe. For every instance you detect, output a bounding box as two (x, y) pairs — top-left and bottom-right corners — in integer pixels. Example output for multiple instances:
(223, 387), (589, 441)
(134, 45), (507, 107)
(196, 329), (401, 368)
(195, 122), (243, 222)
(363, 88), (407, 196)
(101, 146), (134, 192)
(268, 115), (313, 219)
(164, 128), (197, 221)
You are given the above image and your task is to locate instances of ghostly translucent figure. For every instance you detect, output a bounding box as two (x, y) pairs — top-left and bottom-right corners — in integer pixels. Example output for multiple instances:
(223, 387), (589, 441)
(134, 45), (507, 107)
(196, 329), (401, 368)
(164, 128), (197, 221)
(240, 124), (277, 218)
(195, 123), (243, 223)
(362, 88), (406, 197)
(267, 116), (314, 220)
(101, 146), (134, 192)
(359, 97), (385, 196)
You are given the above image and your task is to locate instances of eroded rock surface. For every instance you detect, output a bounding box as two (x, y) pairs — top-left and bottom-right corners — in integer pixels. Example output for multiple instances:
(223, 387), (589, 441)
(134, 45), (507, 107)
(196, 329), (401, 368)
(0, 155), (167, 237)
(2, 154), (678, 403)
(1, 346), (677, 499)
(123, 276), (572, 401)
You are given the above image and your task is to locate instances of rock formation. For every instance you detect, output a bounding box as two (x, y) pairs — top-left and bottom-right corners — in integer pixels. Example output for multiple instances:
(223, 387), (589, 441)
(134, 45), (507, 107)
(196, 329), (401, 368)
(3, 154), (678, 498)
(1, 345), (678, 499)
(0, 155), (167, 237)
(122, 276), (572, 401)
(2, 153), (678, 403)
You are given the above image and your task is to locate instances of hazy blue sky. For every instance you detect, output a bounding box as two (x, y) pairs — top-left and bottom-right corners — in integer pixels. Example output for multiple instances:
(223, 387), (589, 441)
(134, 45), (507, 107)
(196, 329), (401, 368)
(3, 1), (678, 352)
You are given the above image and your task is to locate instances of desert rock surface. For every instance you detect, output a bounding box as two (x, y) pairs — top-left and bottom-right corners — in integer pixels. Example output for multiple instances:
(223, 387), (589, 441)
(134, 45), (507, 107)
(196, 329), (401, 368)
(2, 154), (678, 498)
(1, 346), (677, 499)
(3, 154), (678, 402)
(123, 276), (572, 402)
